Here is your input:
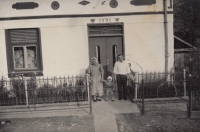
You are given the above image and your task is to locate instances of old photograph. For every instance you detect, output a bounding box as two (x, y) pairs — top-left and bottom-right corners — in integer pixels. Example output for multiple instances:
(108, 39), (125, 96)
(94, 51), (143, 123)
(0, 0), (200, 131)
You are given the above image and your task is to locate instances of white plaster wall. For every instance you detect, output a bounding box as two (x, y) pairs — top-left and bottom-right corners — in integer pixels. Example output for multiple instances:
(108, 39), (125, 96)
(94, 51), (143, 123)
(0, 0), (174, 78)
(0, 30), (8, 77)
(0, 0), (173, 17)
(40, 26), (89, 77)
(0, 14), (174, 77)
(125, 22), (165, 73)
(125, 22), (174, 73)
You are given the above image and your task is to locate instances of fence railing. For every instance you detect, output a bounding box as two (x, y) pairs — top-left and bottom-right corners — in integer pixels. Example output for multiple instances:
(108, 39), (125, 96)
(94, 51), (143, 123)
(128, 70), (187, 101)
(0, 75), (90, 107)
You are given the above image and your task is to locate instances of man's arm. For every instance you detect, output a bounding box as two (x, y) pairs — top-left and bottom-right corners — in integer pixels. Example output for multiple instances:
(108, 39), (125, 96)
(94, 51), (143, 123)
(113, 82), (116, 91)
(126, 62), (131, 79)
(113, 73), (116, 84)
(101, 80), (106, 83)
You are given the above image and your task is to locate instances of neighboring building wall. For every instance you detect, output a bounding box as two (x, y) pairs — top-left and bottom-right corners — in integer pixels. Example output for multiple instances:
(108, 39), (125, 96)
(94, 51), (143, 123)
(0, 0), (174, 78)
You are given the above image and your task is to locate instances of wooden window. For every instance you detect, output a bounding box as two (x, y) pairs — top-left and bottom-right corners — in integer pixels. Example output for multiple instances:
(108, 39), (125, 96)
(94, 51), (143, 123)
(5, 28), (43, 77)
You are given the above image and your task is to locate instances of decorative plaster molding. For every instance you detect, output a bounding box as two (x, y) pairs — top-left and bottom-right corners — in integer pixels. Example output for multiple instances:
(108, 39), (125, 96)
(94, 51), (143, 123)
(110, 0), (118, 8)
(115, 18), (119, 22)
(12, 2), (39, 10)
(130, 0), (156, 6)
(79, 0), (90, 6)
(51, 1), (60, 10)
(91, 19), (95, 23)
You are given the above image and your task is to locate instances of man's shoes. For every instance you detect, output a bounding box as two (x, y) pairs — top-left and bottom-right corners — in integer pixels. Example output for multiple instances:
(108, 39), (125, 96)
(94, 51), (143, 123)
(123, 95), (127, 100)
(111, 96), (115, 101)
(93, 99), (97, 102)
(118, 98), (122, 100)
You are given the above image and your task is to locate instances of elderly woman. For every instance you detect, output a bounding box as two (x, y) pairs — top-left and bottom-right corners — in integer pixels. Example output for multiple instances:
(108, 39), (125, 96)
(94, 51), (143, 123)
(87, 57), (104, 102)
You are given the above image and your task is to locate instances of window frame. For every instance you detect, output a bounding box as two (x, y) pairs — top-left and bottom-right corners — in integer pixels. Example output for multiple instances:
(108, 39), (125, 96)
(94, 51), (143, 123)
(5, 28), (43, 77)
(13, 45), (38, 70)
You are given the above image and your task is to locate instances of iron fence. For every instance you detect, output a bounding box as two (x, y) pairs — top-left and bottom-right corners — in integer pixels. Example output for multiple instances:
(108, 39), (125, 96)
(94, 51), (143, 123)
(128, 71), (186, 100)
(0, 78), (26, 106)
(0, 75), (89, 106)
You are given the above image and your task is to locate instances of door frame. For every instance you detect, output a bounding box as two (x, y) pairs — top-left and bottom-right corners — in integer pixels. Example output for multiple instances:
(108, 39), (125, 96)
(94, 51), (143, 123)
(87, 23), (125, 65)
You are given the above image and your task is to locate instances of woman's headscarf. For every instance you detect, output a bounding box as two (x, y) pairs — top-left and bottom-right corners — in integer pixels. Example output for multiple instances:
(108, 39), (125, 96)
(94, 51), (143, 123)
(92, 57), (97, 61)
(91, 57), (98, 64)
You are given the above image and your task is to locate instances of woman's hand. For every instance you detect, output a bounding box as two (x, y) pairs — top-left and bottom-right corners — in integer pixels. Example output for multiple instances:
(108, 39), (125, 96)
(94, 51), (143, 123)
(89, 79), (92, 85)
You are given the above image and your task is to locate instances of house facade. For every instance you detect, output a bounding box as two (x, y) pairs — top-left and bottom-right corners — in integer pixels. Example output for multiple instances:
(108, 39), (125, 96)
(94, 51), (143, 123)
(0, 0), (174, 78)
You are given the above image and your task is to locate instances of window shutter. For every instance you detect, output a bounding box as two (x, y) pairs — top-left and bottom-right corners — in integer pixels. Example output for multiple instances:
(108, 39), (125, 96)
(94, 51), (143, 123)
(10, 29), (38, 44)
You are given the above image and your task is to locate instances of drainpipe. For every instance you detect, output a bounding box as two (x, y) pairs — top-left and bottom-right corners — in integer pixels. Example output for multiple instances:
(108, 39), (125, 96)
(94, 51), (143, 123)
(164, 0), (168, 79)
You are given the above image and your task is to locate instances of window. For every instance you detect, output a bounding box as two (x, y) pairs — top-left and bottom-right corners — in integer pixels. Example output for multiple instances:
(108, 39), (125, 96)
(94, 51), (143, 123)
(5, 28), (43, 77)
(113, 45), (117, 66)
(95, 45), (101, 63)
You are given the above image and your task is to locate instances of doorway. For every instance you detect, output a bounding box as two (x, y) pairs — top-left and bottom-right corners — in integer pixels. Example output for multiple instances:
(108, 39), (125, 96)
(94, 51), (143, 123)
(89, 36), (123, 79)
(88, 24), (124, 79)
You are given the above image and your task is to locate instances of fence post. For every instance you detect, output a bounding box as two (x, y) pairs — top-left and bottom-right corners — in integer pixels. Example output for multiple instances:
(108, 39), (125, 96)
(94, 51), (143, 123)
(86, 74), (92, 115)
(134, 72), (138, 101)
(183, 69), (186, 97)
(188, 74), (192, 119)
(171, 74), (174, 84)
(141, 78), (144, 115)
(24, 78), (29, 106)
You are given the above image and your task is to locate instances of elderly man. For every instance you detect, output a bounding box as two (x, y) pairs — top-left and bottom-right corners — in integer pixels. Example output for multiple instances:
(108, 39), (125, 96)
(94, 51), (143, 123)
(113, 54), (130, 100)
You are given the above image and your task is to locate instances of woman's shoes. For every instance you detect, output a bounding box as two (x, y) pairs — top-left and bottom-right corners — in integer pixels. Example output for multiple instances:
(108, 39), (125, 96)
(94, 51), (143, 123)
(93, 99), (101, 101)
(96, 96), (101, 101)
(93, 98), (101, 102)
(93, 96), (101, 102)
(97, 99), (101, 101)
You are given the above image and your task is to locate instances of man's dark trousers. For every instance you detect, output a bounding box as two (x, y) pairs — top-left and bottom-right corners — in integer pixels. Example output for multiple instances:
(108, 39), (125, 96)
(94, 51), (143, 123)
(116, 74), (127, 100)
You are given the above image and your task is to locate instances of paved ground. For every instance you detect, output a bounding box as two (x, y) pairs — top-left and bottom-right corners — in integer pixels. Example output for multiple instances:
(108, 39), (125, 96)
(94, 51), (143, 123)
(92, 94), (140, 132)
(0, 92), (140, 132)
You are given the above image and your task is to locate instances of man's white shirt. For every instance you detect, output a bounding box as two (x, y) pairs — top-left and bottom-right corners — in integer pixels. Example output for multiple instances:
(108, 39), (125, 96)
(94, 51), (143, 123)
(113, 61), (130, 75)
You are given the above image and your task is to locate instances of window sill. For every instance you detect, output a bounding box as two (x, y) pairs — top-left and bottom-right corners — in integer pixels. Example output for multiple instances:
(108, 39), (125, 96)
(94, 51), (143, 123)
(8, 71), (43, 78)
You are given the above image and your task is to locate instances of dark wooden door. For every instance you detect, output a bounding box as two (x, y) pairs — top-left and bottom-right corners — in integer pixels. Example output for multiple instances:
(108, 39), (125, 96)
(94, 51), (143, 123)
(89, 37), (123, 79)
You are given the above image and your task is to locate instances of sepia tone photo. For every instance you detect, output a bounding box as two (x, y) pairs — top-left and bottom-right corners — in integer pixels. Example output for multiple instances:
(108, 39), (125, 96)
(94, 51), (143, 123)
(0, 0), (200, 131)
